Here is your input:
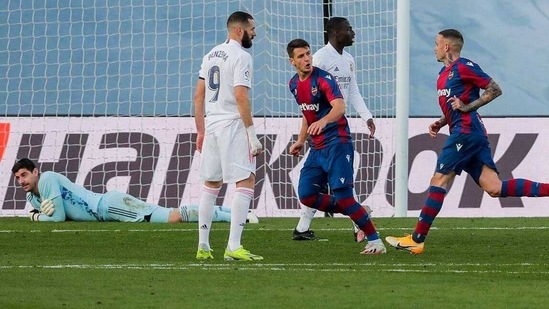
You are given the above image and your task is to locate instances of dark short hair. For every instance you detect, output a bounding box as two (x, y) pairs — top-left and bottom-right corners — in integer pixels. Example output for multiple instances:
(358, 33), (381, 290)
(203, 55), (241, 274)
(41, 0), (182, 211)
(227, 11), (254, 28)
(287, 38), (310, 58)
(439, 29), (464, 48)
(12, 158), (36, 174)
(326, 17), (349, 35)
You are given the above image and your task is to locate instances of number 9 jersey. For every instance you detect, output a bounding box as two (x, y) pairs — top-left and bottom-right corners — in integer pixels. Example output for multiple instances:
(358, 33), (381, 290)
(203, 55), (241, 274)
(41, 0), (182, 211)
(198, 39), (253, 133)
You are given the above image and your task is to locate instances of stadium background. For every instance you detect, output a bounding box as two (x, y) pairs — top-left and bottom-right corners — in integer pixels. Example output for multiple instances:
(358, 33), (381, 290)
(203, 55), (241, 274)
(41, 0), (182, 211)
(2, 0), (548, 117)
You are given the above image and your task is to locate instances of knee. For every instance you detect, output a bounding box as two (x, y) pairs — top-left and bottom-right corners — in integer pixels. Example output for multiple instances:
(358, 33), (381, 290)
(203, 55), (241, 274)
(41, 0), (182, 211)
(298, 194), (316, 207)
(204, 180), (223, 188)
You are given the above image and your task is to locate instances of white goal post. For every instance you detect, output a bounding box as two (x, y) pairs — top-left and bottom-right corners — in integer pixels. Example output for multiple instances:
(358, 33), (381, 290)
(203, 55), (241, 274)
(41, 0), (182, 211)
(0, 0), (408, 217)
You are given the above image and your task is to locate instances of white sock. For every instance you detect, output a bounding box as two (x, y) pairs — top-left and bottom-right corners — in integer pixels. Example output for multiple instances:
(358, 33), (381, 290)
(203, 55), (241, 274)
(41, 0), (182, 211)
(296, 206), (316, 233)
(198, 186), (220, 250)
(227, 187), (254, 252)
(369, 238), (383, 244)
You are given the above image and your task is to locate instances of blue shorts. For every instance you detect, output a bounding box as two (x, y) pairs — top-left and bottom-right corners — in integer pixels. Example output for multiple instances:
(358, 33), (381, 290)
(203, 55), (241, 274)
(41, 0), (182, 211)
(299, 142), (355, 192)
(436, 133), (498, 185)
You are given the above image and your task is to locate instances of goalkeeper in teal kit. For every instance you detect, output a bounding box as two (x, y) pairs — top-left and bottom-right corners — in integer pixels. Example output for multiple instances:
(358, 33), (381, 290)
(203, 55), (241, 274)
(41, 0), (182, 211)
(12, 158), (258, 224)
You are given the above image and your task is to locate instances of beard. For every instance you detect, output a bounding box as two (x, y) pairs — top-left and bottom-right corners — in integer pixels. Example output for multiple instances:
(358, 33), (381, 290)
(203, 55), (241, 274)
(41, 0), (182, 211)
(242, 31), (253, 49)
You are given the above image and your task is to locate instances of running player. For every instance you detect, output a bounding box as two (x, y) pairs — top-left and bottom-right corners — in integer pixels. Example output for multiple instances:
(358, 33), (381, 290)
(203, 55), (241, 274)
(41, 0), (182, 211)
(385, 29), (549, 254)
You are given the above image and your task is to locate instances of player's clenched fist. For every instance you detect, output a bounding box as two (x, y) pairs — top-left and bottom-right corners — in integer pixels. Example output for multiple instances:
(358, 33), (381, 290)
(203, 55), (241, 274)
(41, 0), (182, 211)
(40, 199), (55, 216)
(429, 121), (442, 138)
(289, 141), (304, 157)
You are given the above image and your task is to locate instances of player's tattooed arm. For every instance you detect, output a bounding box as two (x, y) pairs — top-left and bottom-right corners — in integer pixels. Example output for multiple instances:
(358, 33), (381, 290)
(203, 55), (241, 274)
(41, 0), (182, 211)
(437, 115), (447, 127)
(449, 79), (502, 113)
(461, 80), (503, 112)
(429, 115), (447, 138)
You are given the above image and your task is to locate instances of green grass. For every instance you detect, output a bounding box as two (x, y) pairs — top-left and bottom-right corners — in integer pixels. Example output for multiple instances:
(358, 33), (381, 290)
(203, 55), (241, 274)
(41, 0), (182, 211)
(1, 217), (549, 309)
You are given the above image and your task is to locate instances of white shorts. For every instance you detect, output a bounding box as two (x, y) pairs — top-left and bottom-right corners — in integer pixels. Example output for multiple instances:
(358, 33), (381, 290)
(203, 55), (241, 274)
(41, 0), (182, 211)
(199, 119), (256, 183)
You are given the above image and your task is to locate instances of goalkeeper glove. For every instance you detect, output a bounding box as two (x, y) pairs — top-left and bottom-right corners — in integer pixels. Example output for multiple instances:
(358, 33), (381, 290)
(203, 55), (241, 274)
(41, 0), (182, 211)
(246, 125), (263, 156)
(40, 199), (55, 216)
(28, 209), (41, 221)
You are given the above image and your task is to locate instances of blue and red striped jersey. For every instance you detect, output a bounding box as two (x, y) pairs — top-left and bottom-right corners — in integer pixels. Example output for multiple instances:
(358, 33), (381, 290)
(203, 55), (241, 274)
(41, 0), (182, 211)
(289, 67), (351, 149)
(437, 57), (492, 136)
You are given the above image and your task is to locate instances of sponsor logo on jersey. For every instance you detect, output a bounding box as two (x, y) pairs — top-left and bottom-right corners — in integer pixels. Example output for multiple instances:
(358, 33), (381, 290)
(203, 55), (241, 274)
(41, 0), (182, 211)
(340, 177), (345, 184)
(456, 143), (463, 151)
(300, 103), (320, 112)
(437, 88), (452, 97)
(334, 66), (339, 72)
(466, 61), (474, 66)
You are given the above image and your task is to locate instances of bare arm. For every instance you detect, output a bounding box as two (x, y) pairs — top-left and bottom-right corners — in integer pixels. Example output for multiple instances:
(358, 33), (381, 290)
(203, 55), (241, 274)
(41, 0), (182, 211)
(193, 79), (206, 152)
(307, 98), (346, 136)
(235, 85), (254, 128)
(289, 117), (309, 156)
(436, 115), (447, 127)
(449, 79), (503, 113)
(296, 117), (309, 143)
(429, 115), (447, 138)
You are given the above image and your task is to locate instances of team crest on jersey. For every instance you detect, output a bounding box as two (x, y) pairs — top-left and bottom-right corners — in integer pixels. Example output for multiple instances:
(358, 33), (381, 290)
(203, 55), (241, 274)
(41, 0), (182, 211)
(350, 63), (354, 72)
(448, 71), (454, 80)
(311, 86), (318, 96)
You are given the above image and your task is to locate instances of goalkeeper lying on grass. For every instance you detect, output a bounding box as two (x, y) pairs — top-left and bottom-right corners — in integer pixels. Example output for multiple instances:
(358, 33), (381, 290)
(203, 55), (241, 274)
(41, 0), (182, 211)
(12, 158), (259, 224)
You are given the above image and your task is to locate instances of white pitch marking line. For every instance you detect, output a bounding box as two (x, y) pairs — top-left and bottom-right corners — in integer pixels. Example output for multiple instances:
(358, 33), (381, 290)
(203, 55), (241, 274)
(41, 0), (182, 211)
(0, 263), (547, 275)
(2, 226), (549, 233)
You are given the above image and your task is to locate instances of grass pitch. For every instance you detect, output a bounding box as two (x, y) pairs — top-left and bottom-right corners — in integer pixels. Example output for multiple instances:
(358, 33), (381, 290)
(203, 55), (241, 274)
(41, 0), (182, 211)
(1, 216), (549, 308)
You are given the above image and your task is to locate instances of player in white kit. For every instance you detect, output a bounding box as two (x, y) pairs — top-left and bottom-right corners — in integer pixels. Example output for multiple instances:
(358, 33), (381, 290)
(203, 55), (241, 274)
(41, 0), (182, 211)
(193, 11), (263, 261)
(292, 17), (375, 243)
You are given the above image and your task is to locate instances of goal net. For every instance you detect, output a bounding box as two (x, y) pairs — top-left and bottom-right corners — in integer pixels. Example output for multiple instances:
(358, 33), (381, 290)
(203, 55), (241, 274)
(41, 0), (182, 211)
(0, 0), (398, 217)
